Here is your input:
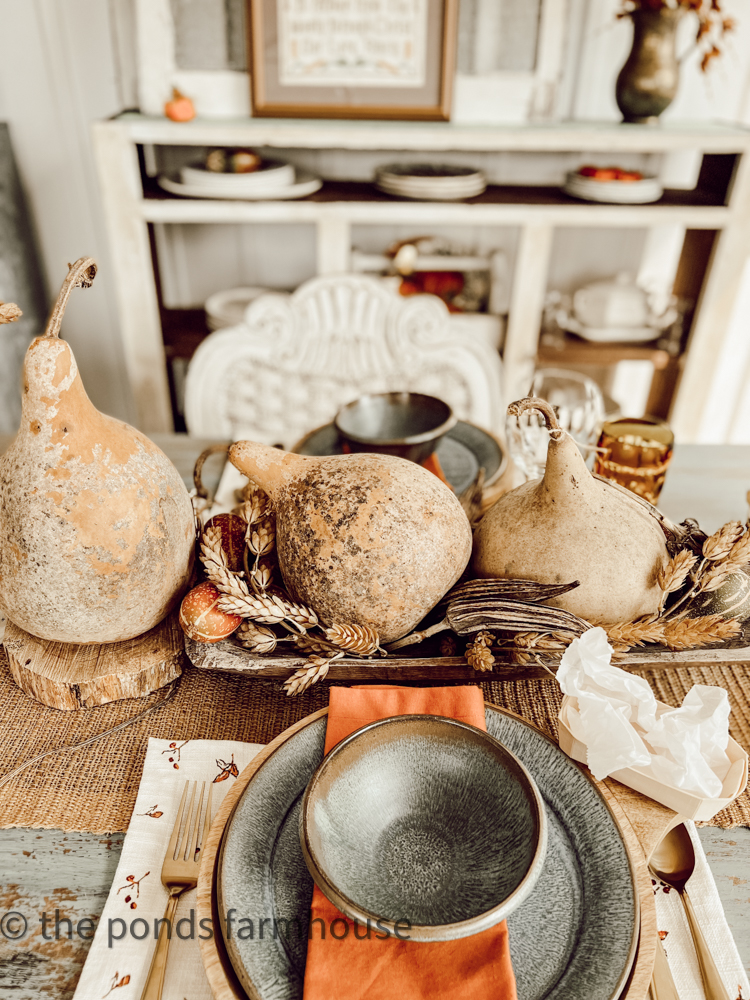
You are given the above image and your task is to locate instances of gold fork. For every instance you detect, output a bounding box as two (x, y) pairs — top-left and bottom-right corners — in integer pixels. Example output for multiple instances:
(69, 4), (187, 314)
(140, 781), (213, 1000)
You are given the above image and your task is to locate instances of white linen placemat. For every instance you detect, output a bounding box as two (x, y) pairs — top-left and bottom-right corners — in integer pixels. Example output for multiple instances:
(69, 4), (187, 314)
(74, 738), (749, 1000)
(72, 738), (262, 1000)
(654, 821), (750, 999)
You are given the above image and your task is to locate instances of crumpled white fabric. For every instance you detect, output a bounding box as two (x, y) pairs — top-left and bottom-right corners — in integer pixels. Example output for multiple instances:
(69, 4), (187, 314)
(557, 628), (732, 795)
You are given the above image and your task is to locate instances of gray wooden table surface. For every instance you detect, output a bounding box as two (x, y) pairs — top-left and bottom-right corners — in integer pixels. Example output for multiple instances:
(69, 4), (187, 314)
(0, 435), (748, 997)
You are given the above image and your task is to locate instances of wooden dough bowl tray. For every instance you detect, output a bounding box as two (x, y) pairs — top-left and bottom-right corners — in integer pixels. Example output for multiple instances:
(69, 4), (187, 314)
(186, 626), (750, 684)
(197, 706), (680, 1000)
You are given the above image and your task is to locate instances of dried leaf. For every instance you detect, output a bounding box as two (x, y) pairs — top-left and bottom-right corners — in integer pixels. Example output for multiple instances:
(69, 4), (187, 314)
(445, 578), (580, 605)
(446, 597), (590, 637)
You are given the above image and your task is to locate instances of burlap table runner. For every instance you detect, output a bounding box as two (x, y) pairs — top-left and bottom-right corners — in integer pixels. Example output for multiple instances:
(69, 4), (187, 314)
(0, 647), (748, 833)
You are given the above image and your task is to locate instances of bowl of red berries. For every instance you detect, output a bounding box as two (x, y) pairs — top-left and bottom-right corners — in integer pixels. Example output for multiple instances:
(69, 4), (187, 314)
(563, 165), (662, 204)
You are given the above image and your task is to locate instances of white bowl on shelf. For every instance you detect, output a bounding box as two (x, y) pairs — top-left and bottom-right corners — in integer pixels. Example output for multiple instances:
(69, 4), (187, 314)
(181, 160), (295, 192)
(158, 169), (322, 201)
(562, 171), (663, 204)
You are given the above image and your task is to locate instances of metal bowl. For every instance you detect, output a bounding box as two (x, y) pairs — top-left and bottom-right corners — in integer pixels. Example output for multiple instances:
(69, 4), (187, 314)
(333, 392), (456, 464)
(300, 715), (547, 941)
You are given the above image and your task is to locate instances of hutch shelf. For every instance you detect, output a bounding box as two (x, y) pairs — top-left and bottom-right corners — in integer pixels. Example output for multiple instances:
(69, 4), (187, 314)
(92, 114), (750, 437)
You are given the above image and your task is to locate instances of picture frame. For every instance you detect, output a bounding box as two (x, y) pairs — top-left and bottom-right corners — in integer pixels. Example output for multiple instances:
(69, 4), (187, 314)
(248, 0), (459, 120)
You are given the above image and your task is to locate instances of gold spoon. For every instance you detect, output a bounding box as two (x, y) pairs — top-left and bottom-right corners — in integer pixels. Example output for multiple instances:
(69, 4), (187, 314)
(649, 823), (731, 1000)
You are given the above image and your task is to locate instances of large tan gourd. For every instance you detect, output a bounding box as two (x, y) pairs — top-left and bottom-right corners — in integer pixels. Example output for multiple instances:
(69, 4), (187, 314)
(0, 259), (195, 643)
(230, 440), (472, 642)
(473, 397), (669, 623)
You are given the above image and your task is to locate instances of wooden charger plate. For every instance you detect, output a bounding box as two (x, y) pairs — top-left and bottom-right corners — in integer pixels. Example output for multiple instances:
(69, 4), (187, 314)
(197, 706), (675, 1000)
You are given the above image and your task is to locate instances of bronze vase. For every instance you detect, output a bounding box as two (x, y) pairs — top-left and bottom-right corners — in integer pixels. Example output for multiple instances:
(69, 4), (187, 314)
(616, 8), (683, 124)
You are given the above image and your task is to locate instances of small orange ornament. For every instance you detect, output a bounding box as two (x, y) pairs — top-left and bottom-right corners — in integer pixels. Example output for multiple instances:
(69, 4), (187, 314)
(179, 581), (241, 643)
(165, 88), (196, 122)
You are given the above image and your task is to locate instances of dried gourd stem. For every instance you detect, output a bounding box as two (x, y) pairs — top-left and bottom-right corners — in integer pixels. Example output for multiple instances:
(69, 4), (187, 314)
(385, 620), (449, 651)
(43, 257), (98, 339)
(507, 396), (564, 441)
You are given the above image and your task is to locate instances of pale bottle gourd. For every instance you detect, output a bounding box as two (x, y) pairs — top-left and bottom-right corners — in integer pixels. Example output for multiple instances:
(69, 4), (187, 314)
(473, 397), (669, 623)
(230, 439), (472, 642)
(0, 259), (195, 643)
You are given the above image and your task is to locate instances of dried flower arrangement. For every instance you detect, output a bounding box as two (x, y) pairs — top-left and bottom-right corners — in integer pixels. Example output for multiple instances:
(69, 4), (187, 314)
(184, 463), (749, 694)
(617, 0), (735, 71)
(189, 481), (385, 695)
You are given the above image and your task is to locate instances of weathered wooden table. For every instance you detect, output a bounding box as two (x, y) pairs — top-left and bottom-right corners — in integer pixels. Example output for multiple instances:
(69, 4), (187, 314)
(0, 435), (748, 998)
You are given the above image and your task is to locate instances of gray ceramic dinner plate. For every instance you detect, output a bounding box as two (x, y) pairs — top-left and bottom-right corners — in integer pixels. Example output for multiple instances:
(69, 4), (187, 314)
(292, 420), (506, 495)
(218, 706), (639, 1000)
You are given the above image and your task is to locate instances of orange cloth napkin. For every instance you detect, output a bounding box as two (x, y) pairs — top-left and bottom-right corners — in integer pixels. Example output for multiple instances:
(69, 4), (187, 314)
(302, 685), (518, 1000)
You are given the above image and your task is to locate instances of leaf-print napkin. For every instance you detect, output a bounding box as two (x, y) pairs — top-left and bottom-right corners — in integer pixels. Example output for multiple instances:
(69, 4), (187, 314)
(72, 738), (262, 1000)
(653, 822), (749, 999)
(72, 737), (749, 999)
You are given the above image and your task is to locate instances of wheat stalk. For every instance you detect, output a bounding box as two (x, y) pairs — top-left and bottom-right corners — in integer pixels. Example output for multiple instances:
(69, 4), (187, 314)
(295, 634), (341, 656)
(283, 652), (343, 696)
(237, 621), (278, 654)
(657, 550), (698, 596)
(285, 601), (319, 630)
(324, 623), (382, 656)
(200, 526), (247, 597)
(605, 620), (667, 650)
(725, 530), (750, 568)
(249, 560), (273, 593)
(702, 521), (744, 561)
(514, 631), (571, 651)
(465, 631), (495, 672)
(202, 525), (318, 630)
(698, 563), (739, 593)
(239, 485), (271, 525)
(217, 591), (289, 624)
(662, 614), (741, 650)
(247, 517), (275, 557)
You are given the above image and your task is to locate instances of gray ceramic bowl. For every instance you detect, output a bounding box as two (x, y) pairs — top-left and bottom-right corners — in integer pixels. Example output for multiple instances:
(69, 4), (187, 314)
(334, 392), (456, 464)
(300, 715), (547, 941)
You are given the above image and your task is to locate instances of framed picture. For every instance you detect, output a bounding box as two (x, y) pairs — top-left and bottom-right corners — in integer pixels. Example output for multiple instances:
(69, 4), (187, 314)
(248, 0), (459, 120)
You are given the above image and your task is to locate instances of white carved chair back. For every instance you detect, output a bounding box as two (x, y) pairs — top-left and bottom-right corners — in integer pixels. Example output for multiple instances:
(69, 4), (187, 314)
(184, 274), (504, 448)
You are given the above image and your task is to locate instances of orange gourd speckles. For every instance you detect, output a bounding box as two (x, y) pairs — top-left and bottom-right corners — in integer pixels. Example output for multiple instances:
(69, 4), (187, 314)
(229, 440), (472, 643)
(0, 259), (195, 643)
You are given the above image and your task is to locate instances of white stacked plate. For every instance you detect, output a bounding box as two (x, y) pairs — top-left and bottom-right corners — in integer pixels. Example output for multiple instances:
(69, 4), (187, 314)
(376, 164), (486, 201)
(158, 161), (322, 200)
(204, 287), (272, 331)
(563, 171), (663, 204)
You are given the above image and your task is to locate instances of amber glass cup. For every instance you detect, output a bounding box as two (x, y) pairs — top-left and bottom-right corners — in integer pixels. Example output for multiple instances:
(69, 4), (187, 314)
(593, 417), (674, 504)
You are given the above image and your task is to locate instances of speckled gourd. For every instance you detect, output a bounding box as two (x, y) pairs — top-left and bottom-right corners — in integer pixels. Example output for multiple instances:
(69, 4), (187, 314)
(0, 258), (195, 643)
(473, 397), (669, 623)
(229, 440), (472, 642)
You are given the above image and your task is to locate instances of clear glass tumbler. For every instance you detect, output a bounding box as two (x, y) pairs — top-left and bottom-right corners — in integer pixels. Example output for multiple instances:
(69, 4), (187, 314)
(505, 368), (605, 481)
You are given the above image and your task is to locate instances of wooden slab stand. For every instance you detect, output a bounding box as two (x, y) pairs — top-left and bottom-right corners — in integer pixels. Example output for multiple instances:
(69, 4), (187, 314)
(3, 615), (184, 710)
(197, 705), (677, 1000)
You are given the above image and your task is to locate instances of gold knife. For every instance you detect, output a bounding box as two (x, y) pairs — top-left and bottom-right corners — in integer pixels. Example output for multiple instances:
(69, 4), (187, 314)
(650, 934), (680, 1000)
